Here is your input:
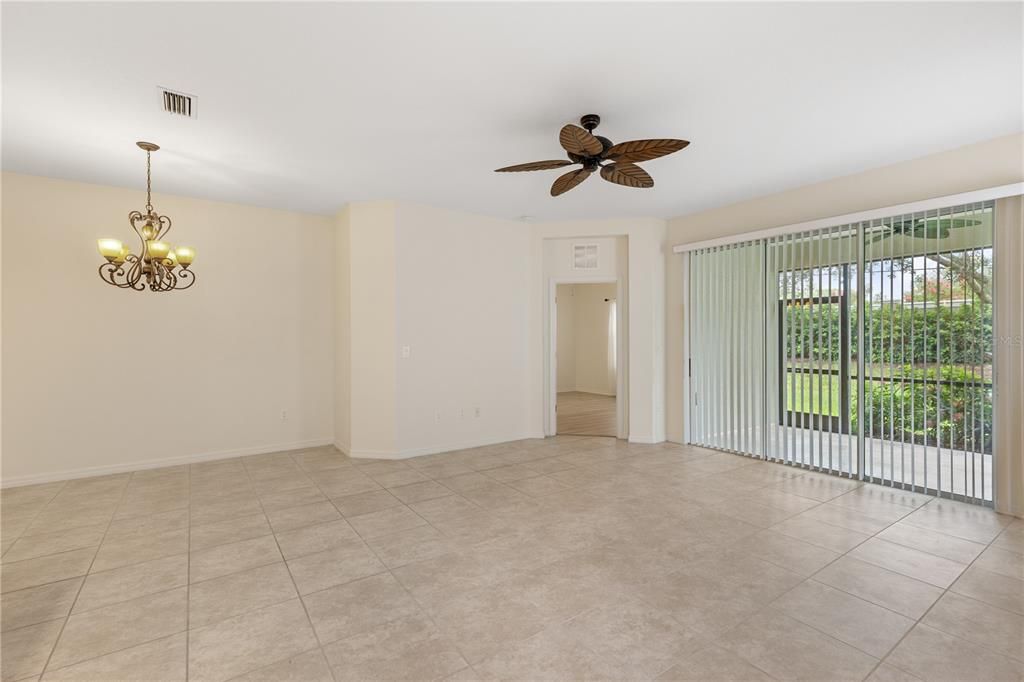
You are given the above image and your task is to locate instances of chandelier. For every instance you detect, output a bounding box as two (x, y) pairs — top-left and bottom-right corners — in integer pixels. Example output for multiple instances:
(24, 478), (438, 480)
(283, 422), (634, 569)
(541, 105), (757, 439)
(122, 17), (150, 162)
(97, 141), (196, 291)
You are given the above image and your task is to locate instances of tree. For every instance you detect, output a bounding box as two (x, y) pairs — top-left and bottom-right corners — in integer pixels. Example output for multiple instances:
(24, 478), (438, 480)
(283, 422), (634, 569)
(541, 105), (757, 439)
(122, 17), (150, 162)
(908, 250), (992, 305)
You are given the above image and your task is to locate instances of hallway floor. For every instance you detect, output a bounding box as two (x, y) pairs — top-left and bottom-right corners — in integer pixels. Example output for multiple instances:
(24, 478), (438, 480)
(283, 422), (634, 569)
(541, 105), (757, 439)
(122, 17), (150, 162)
(2, 438), (1022, 681)
(557, 391), (616, 437)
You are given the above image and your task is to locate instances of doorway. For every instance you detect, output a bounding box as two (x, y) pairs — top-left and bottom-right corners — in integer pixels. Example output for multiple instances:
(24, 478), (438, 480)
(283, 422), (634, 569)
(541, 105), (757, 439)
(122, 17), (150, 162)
(555, 283), (618, 437)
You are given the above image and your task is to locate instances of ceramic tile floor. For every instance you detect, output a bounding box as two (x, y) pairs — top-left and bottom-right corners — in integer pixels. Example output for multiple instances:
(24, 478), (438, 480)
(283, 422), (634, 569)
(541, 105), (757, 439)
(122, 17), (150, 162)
(1, 436), (1022, 681)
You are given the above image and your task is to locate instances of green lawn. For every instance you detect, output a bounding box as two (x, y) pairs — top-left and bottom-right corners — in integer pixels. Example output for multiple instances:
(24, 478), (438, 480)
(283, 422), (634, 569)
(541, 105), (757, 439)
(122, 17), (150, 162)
(785, 371), (843, 417)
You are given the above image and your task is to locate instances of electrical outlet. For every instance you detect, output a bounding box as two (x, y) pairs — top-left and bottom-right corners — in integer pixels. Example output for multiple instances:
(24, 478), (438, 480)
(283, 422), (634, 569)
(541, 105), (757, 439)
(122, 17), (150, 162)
(474, 407), (481, 418)
(434, 410), (441, 423)
(281, 410), (288, 421)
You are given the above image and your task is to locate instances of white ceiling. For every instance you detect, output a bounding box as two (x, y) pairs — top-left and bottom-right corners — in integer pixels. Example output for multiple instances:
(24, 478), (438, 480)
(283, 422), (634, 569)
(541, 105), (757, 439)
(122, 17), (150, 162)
(3, 2), (1021, 220)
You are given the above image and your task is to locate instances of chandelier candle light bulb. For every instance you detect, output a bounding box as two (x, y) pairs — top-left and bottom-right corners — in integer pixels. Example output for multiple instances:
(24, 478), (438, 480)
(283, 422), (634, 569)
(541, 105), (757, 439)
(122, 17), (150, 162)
(96, 141), (197, 292)
(146, 240), (170, 261)
(174, 246), (195, 267)
(97, 238), (124, 262)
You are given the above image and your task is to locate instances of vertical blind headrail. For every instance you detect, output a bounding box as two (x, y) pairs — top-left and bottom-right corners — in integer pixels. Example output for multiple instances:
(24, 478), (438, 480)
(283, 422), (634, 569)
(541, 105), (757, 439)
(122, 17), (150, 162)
(673, 187), (1014, 253)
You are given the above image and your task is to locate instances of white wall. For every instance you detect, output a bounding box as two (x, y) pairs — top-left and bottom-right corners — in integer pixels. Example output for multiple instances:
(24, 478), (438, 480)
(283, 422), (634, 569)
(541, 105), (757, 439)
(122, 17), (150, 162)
(347, 201), (398, 456)
(665, 133), (1024, 445)
(334, 205), (351, 453)
(393, 202), (532, 455)
(334, 201), (533, 458)
(557, 283), (617, 396)
(574, 282), (617, 396)
(555, 284), (576, 392)
(2, 173), (335, 485)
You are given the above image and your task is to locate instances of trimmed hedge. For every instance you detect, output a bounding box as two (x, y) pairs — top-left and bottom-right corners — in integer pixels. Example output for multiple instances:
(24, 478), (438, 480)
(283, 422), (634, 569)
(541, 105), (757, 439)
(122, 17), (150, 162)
(783, 303), (992, 366)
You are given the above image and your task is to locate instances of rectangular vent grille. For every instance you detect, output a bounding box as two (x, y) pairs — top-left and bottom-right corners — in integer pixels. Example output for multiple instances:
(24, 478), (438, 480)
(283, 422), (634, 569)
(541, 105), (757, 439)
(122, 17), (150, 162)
(572, 243), (599, 270)
(161, 88), (196, 118)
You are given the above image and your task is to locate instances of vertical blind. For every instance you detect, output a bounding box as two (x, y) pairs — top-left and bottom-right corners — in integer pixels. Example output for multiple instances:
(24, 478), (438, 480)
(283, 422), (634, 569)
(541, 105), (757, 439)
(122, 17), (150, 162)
(689, 201), (995, 505)
(688, 241), (765, 456)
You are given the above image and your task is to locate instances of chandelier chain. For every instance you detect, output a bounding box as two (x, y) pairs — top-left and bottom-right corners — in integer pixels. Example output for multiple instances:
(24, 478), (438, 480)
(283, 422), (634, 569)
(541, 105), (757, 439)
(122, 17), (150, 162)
(145, 150), (153, 212)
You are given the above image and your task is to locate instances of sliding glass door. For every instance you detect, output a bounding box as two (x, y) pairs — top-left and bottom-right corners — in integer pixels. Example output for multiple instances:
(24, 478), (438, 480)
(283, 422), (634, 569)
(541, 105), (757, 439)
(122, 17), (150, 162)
(766, 226), (858, 477)
(688, 201), (995, 505)
(858, 202), (994, 502)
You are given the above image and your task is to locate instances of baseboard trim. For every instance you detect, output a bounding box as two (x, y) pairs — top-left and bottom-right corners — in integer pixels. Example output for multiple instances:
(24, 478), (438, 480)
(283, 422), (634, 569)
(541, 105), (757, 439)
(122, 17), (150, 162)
(557, 390), (617, 398)
(1, 438), (335, 489)
(627, 435), (663, 445)
(348, 432), (540, 460)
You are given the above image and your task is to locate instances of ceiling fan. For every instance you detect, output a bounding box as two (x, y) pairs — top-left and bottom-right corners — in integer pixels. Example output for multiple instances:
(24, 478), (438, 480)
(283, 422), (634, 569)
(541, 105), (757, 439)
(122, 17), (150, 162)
(495, 114), (689, 196)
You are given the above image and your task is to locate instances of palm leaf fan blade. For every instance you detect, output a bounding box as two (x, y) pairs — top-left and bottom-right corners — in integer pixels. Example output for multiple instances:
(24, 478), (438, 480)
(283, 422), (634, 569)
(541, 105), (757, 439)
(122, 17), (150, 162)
(494, 160), (575, 172)
(606, 139), (689, 162)
(600, 163), (653, 188)
(559, 124), (604, 156)
(550, 168), (593, 196)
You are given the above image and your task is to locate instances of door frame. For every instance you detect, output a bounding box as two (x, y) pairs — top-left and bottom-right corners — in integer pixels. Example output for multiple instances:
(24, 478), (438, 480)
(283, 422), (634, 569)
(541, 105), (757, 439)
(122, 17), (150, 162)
(547, 276), (628, 439)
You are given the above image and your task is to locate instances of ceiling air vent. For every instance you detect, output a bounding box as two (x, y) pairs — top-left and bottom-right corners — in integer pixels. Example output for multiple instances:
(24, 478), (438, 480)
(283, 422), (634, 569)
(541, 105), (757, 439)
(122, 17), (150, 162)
(572, 243), (599, 270)
(160, 87), (196, 118)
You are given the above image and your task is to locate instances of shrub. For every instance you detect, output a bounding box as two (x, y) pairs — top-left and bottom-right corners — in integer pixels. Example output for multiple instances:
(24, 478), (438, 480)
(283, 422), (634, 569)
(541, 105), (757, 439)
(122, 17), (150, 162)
(849, 365), (992, 453)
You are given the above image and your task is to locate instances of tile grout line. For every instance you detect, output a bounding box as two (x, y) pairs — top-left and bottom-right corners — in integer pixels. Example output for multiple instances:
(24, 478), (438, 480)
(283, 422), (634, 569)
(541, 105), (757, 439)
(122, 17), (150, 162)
(37, 473), (134, 677)
(33, 466), (267, 677)
(750, 492), (1017, 681)
(303, 450), (509, 676)
(704, 496), (927, 677)
(303, 440), (659, 667)
(6, 462), (974, 675)
(33, 589), (306, 679)
(218, 645), (329, 682)
(316, 457), (477, 670)
(224, 452), (325, 680)
(0, 480), (70, 560)
(5, 442), (1018, 681)
(10, 525), (283, 621)
(325, 454), (622, 673)
(866, 509), (1021, 678)
(184, 465), (192, 682)
(857, 499), (1012, 680)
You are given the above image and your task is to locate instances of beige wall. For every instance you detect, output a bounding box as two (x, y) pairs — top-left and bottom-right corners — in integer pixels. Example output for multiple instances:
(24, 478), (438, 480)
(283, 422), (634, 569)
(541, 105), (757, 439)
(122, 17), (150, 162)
(557, 283), (618, 396)
(666, 133), (1024, 444)
(393, 202), (532, 455)
(994, 196), (1024, 517)
(345, 201), (398, 456)
(555, 284), (576, 391)
(335, 201), (533, 458)
(334, 205), (351, 453)
(1, 173), (335, 485)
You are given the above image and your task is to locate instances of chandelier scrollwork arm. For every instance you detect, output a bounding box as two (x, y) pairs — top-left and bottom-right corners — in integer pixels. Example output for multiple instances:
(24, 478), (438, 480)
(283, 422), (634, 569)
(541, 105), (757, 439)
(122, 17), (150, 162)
(98, 254), (146, 290)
